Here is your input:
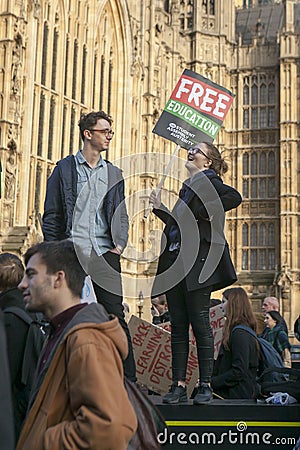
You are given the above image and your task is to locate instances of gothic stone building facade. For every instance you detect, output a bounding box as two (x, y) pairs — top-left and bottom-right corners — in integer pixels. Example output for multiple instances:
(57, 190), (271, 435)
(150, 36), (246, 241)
(0, 0), (299, 333)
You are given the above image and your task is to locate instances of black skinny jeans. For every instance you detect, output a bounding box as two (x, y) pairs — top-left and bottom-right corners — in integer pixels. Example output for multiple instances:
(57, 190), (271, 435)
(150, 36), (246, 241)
(88, 250), (136, 382)
(166, 279), (213, 384)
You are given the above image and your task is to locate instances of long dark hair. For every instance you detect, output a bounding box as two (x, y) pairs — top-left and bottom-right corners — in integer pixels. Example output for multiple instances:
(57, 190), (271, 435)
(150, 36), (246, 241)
(267, 310), (283, 326)
(222, 287), (257, 350)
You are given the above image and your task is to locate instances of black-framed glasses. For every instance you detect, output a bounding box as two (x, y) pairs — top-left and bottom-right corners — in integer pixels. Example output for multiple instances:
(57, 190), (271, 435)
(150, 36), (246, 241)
(188, 147), (209, 159)
(90, 128), (114, 137)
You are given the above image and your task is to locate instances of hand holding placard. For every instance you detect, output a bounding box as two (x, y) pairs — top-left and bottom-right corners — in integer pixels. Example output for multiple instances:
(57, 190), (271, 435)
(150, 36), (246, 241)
(144, 144), (180, 218)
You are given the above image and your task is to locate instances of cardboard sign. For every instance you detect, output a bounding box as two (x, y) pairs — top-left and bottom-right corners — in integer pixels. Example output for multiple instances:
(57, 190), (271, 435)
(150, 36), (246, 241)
(129, 305), (224, 395)
(129, 315), (198, 396)
(152, 69), (234, 148)
(210, 304), (225, 358)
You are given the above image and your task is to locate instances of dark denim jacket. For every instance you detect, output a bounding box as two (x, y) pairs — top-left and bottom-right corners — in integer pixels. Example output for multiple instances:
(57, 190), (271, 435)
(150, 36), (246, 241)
(42, 155), (128, 249)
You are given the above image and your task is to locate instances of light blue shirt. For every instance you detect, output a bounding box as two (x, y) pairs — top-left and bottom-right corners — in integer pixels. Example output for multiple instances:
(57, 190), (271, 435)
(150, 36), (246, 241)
(71, 150), (113, 256)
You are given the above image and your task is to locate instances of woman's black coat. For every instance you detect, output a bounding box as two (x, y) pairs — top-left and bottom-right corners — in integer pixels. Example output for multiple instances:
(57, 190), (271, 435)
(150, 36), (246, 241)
(152, 170), (242, 296)
(0, 288), (29, 438)
(211, 328), (259, 399)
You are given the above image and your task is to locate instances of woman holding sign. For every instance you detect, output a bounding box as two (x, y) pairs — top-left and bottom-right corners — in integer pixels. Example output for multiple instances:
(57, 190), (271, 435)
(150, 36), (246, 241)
(150, 142), (242, 404)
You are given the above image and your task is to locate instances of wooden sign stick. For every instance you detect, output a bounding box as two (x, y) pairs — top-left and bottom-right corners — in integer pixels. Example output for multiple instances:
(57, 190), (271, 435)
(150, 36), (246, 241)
(144, 144), (181, 219)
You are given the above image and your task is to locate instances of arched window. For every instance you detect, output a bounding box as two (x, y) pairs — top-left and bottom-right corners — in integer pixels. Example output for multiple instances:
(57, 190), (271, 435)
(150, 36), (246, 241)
(250, 223), (257, 245)
(260, 152), (266, 174)
(260, 107), (266, 128)
(51, 27), (59, 90)
(259, 178), (266, 198)
(259, 249), (266, 270)
(242, 223), (249, 246)
(260, 83), (266, 103)
(251, 179), (257, 198)
(243, 153), (249, 175)
(64, 37), (69, 96)
(34, 163), (42, 216)
(251, 153), (257, 174)
(69, 107), (75, 154)
(268, 107), (275, 127)
(268, 82), (275, 103)
(99, 55), (105, 110)
(41, 22), (49, 85)
(243, 85), (249, 105)
(268, 223), (275, 246)
(242, 251), (248, 270)
(259, 224), (266, 245)
(252, 107), (258, 128)
(250, 249), (257, 270)
(61, 104), (67, 159)
(37, 93), (45, 156)
(72, 40), (78, 99)
(92, 53), (97, 109)
(81, 45), (87, 104)
(251, 82), (258, 104)
(268, 179), (275, 197)
(243, 179), (249, 198)
(48, 96), (55, 160)
(268, 250), (275, 269)
(107, 50), (113, 114)
(268, 151), (275, 173)
(243, 109), (249, 128)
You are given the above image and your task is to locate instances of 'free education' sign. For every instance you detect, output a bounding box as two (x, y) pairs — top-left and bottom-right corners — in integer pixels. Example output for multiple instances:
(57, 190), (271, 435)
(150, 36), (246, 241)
(153, 69), (234, 149)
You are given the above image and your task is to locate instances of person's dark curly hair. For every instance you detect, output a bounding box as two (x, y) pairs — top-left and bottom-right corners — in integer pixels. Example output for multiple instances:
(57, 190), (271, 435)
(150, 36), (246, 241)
(78, 111), (112, 141)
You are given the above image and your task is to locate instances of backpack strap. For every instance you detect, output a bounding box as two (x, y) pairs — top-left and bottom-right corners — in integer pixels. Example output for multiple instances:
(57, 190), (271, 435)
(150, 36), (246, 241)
(3, 306), (33, 325)
(259, 366), (300, 378)
(232, 324), (257, 339)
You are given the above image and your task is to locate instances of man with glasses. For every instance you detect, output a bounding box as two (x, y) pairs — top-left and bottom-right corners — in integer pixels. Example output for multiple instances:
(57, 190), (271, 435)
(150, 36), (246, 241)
(42, 111), (136, 382)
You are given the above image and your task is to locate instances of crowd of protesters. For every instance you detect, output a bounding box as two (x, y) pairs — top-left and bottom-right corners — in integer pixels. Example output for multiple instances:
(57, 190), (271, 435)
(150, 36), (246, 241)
(1, 110), (297, 449)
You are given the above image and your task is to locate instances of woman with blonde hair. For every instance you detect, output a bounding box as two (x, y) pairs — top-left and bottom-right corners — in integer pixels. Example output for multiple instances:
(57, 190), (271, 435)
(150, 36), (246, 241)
(211, 287), (259, 399)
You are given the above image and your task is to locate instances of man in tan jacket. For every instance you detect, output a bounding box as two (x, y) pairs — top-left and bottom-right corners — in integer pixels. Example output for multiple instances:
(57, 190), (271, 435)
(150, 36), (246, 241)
(17, 240), (137, 450)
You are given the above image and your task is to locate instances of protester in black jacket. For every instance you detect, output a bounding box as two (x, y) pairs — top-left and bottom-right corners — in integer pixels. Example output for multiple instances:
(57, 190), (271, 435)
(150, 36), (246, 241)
(0, 253), (29, 438)
(150, 142), (242, 405)
(42, 110), (136, 382)
(0, 310), (15, 450)
(212, 287), (259, 399)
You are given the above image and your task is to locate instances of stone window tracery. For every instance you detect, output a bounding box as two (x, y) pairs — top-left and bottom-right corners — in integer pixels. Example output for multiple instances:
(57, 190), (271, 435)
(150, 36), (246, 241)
(242, 74), (277, 129)
(179, 0), (194, 31)
(242, 150), (276, 200)
(242, 222), (276, 271)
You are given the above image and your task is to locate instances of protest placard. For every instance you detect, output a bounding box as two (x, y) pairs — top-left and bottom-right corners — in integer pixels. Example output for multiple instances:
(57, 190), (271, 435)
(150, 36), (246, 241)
(129, 315), (198, 396)
(129, 305), (224, 395)
(152, 69), (234, 148)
